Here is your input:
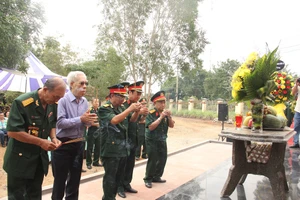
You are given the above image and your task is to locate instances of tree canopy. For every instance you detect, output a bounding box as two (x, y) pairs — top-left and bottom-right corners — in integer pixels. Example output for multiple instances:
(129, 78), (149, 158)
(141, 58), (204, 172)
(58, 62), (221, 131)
(96, 0), (208, 101)
(0, 0), (44, 71)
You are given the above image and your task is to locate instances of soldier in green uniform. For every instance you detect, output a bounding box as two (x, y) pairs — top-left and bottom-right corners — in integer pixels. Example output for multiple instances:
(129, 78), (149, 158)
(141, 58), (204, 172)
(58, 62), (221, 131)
(135, 98), (148, 160)
(117, 81), (149, 198)
(143, 91), (175, 189)
(3, 77), (66, 200)
(98, 84), (141, 200)
(86, 98), (102, 169)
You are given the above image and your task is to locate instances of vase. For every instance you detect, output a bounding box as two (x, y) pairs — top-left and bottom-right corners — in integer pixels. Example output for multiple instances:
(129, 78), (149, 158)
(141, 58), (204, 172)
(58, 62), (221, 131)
(251, 99), (263, 133)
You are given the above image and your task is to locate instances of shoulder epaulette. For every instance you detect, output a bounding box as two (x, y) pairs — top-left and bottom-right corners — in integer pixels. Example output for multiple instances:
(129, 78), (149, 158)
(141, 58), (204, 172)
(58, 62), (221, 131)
(90, 107), (93, 111)
(103, 104), (110, 107)
(22, 97), (34, 107)
(149, 109), (156, 114)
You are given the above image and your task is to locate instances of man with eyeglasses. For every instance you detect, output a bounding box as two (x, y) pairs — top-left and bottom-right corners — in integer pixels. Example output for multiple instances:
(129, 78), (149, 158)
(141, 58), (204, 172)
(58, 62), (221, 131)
(117, 81), (149, 198)
(51, 71), (97, 200)
(98, 83), (142, 200)
(3, 77), (66, 200)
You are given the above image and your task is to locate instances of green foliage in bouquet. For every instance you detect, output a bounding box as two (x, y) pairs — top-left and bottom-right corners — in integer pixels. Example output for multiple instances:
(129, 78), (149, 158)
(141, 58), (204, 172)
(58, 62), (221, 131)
(231, 47), (279, 104)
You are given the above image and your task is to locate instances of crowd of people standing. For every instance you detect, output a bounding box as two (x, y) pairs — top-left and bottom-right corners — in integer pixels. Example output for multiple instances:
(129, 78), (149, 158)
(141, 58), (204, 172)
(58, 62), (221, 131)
(1, 70), (175, 200)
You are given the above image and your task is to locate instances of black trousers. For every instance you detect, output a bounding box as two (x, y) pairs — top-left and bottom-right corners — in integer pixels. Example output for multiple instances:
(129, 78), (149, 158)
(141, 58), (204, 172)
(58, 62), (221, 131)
(118, 148), (136, 192)
(102, 156), (127, 200)
(144, 140), (167, 183)
(86, 130), (100, 166)
(7, 158), (44, 200)
(135, 123), (146, 158)
(51, 141), (84, 200)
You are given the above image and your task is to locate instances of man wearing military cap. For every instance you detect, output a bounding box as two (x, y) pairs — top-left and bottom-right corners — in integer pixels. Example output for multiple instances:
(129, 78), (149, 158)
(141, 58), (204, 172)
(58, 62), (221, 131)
(135, 97), (148, 160)
(117, 81), (149, 198)
(143, 91), (175, 189)
(98, 83), (142, 200)
(3, 77), (66, 200)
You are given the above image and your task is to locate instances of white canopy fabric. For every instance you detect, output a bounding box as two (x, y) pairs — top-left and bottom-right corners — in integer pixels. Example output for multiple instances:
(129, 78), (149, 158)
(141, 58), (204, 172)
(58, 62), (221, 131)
(0, 52), (67, 93)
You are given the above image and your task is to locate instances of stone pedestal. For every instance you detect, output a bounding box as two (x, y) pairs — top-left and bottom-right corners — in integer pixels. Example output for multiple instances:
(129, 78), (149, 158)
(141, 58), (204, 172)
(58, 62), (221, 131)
(201, 99), (207, 112)
(188, 97), (195, 111)
(169, 99), (174, 110)
(178, 100), (183, 111)
(219, 128), (295, 200)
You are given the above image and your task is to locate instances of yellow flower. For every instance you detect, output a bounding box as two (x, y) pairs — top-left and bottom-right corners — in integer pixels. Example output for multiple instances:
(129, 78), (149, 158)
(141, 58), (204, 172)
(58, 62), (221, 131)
(233, 82), (243, 91)
(232, 90), (237, 99)
(245, 52), (258, 66)
(280, 85), (285, 89)
(283, 97), (287, 101)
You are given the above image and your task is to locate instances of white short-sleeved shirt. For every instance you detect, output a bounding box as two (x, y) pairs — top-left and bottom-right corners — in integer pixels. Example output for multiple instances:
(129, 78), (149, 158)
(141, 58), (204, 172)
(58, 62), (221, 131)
(295, 86), (300, 113)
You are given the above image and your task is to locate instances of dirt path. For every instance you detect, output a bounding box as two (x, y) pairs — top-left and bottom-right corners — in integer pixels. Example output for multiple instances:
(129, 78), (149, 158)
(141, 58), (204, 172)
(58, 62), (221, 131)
(0, 117), (233, 198)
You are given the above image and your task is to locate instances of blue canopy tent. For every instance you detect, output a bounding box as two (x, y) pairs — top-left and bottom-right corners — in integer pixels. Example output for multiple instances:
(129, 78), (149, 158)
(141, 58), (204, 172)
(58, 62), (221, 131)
(0, 52), (67, 92)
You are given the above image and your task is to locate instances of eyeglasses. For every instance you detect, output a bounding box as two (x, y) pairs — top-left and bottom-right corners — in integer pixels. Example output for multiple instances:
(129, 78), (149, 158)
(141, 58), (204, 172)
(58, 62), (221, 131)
(79, 81), (89, 86)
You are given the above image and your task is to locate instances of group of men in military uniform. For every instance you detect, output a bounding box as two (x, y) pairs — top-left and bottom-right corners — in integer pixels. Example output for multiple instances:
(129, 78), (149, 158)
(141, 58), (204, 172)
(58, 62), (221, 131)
(98, 81), (175, 200)
(2, 75), (175, 200)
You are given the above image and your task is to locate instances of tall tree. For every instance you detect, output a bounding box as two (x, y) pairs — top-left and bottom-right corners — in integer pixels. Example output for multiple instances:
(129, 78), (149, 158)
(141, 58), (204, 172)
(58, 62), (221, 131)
(0, 0), (44, 71)
(66, 47), (125, 100)
(96, 0), (207, 101)
(204, 59), (240, 100)
(34, 36), (79, 76)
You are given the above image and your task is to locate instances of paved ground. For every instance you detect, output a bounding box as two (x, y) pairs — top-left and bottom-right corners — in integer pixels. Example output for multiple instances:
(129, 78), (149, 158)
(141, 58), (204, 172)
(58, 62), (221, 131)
(0, 116), (233, 198)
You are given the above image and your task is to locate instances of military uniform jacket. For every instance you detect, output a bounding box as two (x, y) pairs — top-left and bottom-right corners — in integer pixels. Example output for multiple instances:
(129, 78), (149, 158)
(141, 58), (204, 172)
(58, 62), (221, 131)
(123, 100), (139, 149)
(3, 90), (57, 179)
(98, 100), (129, 157)
(145, 108), (169, 141)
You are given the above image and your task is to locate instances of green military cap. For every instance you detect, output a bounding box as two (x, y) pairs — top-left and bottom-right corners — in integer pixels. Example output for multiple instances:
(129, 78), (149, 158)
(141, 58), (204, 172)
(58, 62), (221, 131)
(128, 81), (144, 92)
(107, 84), (128, 97)
(139, 97), (147, 104)
(119, 82), (130, 91)
(151, 91), (166, 102)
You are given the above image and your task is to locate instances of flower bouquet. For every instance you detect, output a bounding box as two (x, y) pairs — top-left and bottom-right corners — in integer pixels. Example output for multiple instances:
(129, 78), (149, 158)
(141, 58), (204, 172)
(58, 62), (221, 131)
(231, 47), (280, 132)
(269, 72), (295, 119)
(271, 72), (294, 104)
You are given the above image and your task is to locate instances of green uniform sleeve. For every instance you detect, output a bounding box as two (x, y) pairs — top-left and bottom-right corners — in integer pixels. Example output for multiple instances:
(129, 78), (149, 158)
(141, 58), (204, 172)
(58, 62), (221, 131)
(6, 99), (26, 132)
(145, 112), (155, 128)
(99, 106), (115, 123)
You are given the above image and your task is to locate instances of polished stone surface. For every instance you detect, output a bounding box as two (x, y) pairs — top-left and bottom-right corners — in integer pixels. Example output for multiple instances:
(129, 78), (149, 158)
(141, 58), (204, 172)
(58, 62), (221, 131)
(219, 127), (295, 143)
(158, 148), (300, 200)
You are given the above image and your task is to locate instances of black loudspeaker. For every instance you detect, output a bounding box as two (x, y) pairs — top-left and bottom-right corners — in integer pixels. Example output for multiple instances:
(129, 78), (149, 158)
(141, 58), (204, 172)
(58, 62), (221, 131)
(218, 103), (228, 121)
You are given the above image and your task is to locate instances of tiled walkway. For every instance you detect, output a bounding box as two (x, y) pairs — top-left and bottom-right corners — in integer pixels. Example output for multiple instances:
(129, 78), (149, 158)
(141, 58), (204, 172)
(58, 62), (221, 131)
(41, 141), (232, 200)
(2, 140), (300, 200)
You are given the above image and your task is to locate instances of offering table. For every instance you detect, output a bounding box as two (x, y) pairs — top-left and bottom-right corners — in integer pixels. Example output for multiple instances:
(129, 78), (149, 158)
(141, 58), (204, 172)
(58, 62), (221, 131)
(219, 127), (295, 200)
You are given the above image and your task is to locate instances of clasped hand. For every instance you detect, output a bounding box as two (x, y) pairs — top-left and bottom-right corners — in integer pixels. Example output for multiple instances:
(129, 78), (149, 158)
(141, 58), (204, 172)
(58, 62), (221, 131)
(129, 102), (142, 112)
(81, 110), (98, 124)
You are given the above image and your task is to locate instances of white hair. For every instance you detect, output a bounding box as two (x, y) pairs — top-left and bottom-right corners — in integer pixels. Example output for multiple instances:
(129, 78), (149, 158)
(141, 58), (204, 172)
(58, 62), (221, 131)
(66, 71), (87, 88)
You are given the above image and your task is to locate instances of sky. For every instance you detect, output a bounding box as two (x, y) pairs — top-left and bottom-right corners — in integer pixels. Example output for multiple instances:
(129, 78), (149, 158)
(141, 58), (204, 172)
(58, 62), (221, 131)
(35, 0), (300, 76)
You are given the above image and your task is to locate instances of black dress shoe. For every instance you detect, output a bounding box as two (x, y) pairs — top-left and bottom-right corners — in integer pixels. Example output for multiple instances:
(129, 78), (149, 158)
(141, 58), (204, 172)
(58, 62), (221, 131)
(87, 165), (92, 169)
(81, 169), (87, 173)
(289, 144), (300, 148)
(117, 191), (126, 198)
(93, 163), (103, 167)
(152, 178), (166, 183)
(125, 187), (138, 193)
(145, 182), (152, 188)
(141, 155), (148, 159)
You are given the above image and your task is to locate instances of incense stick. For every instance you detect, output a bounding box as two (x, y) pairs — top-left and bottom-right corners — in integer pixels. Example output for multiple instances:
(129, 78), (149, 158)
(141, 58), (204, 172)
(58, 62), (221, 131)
(63, 137), (85, 144)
